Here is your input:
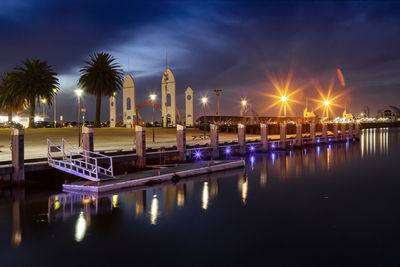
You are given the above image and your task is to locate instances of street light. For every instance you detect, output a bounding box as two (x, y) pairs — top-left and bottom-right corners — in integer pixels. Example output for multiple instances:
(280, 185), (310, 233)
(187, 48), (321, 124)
(323, 99), (330, 118)
(201, 97), (208, 139)
(75, 88), (83, 147)
(150, 94), (156, 143)
(241, 99), (247, 124)
(41, 98), (47, 117)
(53, 88), (57, 128)
(281, 95), (288, 118)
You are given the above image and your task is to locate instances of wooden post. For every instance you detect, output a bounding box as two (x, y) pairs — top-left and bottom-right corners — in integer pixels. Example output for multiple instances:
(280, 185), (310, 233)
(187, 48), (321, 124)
(176, 124), (186, 162)
(341, 123), (346, 141)
(82, 126), (94, 152)
(11, 128), (24, 185)
(295, 123), (302, 147)
(333, 123), (339, 142)
(310, 122), (316, 145)
(238, 123), (246, 155)
(322, 123), (328, 143)
(348, 123), (354, 141)
(279, 123), (287, 149)
(355, 123), (361, 140)
(210, 124), (219, 159)
(260, 123), (268, 152)
(135, 125), (146, 168)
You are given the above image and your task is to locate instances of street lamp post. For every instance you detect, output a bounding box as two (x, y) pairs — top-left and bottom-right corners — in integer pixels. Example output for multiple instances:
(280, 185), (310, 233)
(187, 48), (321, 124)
(324, 99), (330, 119)
(281, 95), (288, 121)
(201, 97), (208, 139)
(53, 88), (57, 128)
(241, 99), (247, 124)
(41, 98), (47, 117)
(150, 94), (156, 143)
(75, 89), (83, 147)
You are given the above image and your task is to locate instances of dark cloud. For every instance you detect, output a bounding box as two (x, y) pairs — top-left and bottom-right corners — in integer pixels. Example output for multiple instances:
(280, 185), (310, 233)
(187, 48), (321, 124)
(1, 0), (400, 121)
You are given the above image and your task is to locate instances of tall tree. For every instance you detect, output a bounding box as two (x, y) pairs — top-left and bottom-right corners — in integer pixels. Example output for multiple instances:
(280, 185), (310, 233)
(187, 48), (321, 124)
(0, 72), (27, 121)
(13, 59), (59, 127)
(79, 52), (124, 127)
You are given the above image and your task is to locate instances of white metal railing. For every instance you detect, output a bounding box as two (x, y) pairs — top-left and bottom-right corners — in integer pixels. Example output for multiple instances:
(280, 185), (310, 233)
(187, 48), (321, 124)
(47, 138), (114, 182)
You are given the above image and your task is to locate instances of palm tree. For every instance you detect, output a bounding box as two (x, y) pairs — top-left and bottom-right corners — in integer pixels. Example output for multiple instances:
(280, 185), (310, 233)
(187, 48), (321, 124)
(0, 72), (27, 121)
(13, 59), (59, 127)
(79, 52), (124, 127)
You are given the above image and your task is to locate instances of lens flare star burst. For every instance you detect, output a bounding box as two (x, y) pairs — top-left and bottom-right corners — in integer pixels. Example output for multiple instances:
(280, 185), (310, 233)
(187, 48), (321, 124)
(311, 79), (347, 119)
(262, 69), (304, 117)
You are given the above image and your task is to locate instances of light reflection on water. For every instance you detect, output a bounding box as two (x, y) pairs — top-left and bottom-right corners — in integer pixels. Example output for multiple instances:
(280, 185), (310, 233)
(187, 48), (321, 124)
(2, 128), (400, 266)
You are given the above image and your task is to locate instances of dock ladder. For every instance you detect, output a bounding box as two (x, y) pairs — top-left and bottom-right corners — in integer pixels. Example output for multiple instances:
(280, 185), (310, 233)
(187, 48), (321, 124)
(47, 138), (114, 182)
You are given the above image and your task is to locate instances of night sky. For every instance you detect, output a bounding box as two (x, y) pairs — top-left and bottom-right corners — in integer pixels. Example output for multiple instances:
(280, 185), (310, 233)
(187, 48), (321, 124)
(1, 0), (400, 122)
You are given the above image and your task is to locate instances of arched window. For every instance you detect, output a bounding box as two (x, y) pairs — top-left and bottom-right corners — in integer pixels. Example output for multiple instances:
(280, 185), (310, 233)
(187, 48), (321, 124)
(127, 98), (131, 110)
(166, 94), (171, 106)
(111, 101), (114, 107)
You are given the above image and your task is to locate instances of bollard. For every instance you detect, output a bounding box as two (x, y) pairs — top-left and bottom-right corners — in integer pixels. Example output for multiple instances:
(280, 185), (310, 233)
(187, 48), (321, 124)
(322, 123), (328, 143)
(176, 124), (186, 162)
(11, 128), (24, 185)
(355, 123), (361, 140)
(333, 123), (339, 142)
(135, 125), (146, 168)
(279, 123), (287, 149)
(82, 126), (94, 152)
(341, 123), (346, 141)
(295, 123), (302, 147)
(260, 123), (268, 152)
(310, 122), (316, 145)
(210, 124), (219, 159)
(348, 123), (354, 141)
(238, 123), (246, 155)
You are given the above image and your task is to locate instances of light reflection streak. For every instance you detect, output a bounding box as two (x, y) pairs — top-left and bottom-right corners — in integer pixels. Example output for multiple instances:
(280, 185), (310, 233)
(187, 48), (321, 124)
(242, 178), (248, 205)
(202, 182), (209, 210)
(75, 211), (87, 242)
(150, 194), (159, 225)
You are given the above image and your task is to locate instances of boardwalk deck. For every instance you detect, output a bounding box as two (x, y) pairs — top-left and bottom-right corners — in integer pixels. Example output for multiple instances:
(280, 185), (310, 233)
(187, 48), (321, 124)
(63, 159), (245, 193)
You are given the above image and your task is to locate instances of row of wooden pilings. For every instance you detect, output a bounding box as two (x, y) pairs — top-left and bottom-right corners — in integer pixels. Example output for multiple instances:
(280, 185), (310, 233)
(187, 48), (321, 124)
(8, 122), (360, 185)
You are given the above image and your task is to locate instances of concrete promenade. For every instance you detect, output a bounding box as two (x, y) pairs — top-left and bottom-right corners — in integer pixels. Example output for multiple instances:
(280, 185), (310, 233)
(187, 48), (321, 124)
(0, 127), (283, 162)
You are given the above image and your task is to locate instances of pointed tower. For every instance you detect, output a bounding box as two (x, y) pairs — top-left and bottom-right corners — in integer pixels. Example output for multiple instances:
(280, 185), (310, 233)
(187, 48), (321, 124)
(161, 68), (176, 127)
(185, 87), (194, 127)
(123, 74), (135, 127)
(109, 92), (117, 127)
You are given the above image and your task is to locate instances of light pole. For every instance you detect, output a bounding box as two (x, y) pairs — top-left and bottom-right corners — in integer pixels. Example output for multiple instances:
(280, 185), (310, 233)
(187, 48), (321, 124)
(150, 94), (156, 143)
(201, 97), (208, 139)
(53, 88), (57, 128)
(41, 98), (47, 117)
(241, 99), (247, 124)
(75, 88), (83, 147)
(324, 99), (330, 119)
(281, 95), (288, 120)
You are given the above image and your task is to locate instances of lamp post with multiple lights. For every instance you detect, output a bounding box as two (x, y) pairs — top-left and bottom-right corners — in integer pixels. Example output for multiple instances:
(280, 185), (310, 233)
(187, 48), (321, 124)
(150, 94), (156, 143)
(75, 88), (83, 147)
(241, 99), (247, 124)
(281, 95), (288, 119)
(201, 97), (208, 139)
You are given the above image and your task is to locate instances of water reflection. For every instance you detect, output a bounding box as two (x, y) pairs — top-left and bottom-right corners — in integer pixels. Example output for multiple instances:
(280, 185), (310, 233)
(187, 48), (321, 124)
(202, 181), (209, 210)
(4, 128), (398, 249)
(150, 195), (159, 225)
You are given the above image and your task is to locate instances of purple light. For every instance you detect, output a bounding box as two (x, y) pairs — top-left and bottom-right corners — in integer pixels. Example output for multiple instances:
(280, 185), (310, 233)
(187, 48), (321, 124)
(317, 139), (320, 143)
(225, 147), (231, 154)
(249, 145), (255, 152)
(194, 150), (201, 160)
(271, 144), (275, 148)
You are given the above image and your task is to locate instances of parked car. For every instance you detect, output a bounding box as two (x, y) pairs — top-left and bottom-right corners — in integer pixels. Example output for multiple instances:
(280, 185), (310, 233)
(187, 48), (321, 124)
(0, 121), (24, 128)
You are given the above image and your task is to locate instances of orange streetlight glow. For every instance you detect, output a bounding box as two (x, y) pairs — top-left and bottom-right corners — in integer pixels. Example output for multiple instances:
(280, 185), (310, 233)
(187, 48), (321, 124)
(311, 79), (347, 119)
(262, 70), (304, 119)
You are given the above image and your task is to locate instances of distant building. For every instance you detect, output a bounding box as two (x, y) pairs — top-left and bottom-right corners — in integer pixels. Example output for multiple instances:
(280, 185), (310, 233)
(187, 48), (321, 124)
(377, 105), (400, 122)
(0, 113), (45, 128)
(303, 108), (317, 122)
(342, 110), (355, 122)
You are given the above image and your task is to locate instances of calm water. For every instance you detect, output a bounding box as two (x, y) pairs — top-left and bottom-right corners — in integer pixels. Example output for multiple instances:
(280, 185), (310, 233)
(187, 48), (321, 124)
(1, 128), (400, 266)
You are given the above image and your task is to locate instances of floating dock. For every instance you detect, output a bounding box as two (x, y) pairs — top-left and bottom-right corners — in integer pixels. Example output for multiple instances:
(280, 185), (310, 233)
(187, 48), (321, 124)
(63, 159), (245, 193)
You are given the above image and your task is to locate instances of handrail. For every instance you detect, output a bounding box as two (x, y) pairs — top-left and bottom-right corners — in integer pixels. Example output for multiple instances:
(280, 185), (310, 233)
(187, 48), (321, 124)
(47, 138), (114, 181)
